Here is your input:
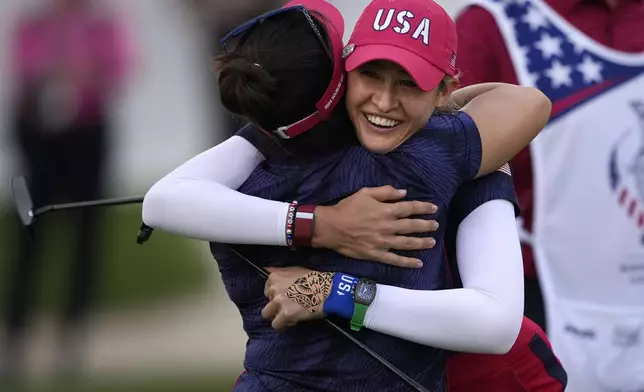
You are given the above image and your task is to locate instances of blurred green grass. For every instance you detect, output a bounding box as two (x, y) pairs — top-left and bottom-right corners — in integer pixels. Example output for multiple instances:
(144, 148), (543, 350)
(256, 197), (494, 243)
(0, 204), (211, 313)
(3, 374), (238, 392)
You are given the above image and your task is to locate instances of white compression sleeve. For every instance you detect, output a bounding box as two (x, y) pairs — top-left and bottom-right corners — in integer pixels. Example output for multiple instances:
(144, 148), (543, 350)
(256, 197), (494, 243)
(142, 135), (290, 245)
(363, 199), (524, 354)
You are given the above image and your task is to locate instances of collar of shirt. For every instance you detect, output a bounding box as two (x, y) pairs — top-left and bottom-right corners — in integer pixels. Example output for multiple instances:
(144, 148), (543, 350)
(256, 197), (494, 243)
(548, 0), (642, 15)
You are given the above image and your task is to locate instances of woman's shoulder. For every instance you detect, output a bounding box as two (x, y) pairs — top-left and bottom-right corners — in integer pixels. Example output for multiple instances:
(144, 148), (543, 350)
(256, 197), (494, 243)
(419, 111), (477, 136)
(398, 112), (475, 150)
(392, 111), (481, 173)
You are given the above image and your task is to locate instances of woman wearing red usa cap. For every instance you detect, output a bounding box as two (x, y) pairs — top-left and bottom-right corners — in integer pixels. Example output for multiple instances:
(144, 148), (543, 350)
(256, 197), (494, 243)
(143, 0), (553, 390)
(269, 0), (566, 390)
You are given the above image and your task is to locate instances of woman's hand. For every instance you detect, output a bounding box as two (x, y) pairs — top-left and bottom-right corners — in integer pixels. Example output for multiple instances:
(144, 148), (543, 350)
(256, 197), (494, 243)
(262, 267), (331, 331)
(312, 186), (439, 268)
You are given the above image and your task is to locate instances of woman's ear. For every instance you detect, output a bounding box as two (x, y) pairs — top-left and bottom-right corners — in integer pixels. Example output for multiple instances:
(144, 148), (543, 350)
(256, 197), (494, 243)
(438, 79), (461, 112)
(438, 79), (459, 104)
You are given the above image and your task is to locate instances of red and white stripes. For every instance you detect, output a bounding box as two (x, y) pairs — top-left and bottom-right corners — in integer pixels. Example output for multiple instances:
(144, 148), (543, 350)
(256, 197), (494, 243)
(618, 187), (644, 229)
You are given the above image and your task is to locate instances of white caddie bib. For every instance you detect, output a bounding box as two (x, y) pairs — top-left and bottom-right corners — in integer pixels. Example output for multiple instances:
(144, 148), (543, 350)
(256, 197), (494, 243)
(460, 1), (644, 390)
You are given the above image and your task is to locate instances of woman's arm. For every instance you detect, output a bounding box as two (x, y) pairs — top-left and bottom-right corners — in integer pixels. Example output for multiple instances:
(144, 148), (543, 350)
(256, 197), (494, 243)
(363, 199), (523, 353)
(455, 83), (551, 177)
(142, 132), (437, 264)
(142, 135), (291, 245)
(264, 199), (524, 354)
(141, 90), (534, 268)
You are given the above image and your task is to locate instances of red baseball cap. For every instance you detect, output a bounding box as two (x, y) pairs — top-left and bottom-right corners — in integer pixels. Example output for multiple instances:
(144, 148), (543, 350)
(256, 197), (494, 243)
(343, 0), (458, 92)
(283, 0), (345, 39)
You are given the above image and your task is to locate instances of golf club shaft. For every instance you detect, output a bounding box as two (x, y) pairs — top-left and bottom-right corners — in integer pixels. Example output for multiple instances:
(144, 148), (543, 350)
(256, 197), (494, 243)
(33, 196), (144, 217)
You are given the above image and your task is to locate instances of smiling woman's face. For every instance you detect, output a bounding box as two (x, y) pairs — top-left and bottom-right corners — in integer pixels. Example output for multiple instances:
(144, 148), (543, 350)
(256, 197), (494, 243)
(345, 60), (448, 154)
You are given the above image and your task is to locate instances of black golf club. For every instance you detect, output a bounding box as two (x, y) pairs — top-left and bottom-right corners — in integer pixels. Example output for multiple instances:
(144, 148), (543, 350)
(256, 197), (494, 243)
(9, 175), (430, 392)
(10, 175), (151, 242)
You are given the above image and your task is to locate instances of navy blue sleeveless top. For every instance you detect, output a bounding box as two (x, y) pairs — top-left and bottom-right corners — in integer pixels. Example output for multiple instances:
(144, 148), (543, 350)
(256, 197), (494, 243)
(212, 112), (482, 392)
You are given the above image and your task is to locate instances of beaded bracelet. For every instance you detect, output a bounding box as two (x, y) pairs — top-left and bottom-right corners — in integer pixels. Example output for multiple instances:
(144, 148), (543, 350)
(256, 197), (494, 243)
(285, 200), (298, 248)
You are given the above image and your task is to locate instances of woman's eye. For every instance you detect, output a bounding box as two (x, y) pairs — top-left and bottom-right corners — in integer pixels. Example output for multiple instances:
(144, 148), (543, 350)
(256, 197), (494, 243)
(399, 79), (418, 88)
(359, 69), (379, 79)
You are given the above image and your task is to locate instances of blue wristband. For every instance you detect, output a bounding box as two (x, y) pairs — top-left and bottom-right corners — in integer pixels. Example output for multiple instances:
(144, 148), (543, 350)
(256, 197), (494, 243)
(323, 273), (359, 319)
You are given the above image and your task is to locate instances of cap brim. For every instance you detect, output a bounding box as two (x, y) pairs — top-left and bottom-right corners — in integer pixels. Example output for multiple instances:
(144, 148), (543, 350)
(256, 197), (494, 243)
(283, 0), (345, 39)
(345, 44), (444, 92)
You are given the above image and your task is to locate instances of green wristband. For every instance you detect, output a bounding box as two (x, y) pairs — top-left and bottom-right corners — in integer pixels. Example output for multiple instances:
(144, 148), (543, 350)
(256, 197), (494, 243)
(350, 303), (369, 331)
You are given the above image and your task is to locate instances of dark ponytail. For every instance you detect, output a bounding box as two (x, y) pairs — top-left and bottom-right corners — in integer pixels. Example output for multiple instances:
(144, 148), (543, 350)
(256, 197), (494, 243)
(216, 53), (277, 123)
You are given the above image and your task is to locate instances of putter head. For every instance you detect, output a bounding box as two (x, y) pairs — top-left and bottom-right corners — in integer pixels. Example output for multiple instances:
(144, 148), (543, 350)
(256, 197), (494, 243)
(11, 176), (35, 227)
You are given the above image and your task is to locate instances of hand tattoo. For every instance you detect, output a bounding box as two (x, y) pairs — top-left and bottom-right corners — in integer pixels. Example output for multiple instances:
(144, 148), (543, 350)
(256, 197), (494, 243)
(285, 271), (334, 313)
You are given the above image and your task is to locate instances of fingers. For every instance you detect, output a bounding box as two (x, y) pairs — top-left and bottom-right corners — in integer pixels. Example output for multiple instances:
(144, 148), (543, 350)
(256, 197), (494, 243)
(264, 278), (281, 301)
(264, 268), (286, 301)
(358, 186), (407, 202)
(383, 235), (436, 252)
(390, 200), (438, 218)
(367, 250), (424, 268)
(262, 295), (303, 331)
(271, 309), (295, 331)
(392, 218), (439, 235)
(266, 284), (282, 301)
(261, 298), (279, 320)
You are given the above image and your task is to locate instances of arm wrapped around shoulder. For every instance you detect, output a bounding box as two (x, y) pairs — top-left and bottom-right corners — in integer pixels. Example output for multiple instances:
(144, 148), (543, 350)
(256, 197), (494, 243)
(363, 199), (524, 354)
(458, 83), (552, 177)
(142, 135), (289, 245)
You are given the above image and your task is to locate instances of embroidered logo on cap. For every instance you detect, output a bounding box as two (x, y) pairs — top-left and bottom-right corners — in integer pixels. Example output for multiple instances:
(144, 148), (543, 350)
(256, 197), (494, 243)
(342, 43), (355, 59)
(371, 9), (431, 46)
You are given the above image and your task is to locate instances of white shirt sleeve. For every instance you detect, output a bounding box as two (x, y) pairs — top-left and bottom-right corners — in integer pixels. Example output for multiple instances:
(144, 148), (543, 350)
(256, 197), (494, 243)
(142, 134), (524, 353)
(142, 135), (290, 245)
(363, 199), (524, 354)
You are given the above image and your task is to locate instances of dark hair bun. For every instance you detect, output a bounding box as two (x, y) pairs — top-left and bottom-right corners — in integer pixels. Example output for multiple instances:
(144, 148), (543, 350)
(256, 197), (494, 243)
(216, 53), (277, 121)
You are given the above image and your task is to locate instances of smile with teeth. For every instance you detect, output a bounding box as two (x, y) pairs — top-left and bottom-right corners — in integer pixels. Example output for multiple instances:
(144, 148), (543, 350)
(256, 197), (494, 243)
(365, 113), (402, 128)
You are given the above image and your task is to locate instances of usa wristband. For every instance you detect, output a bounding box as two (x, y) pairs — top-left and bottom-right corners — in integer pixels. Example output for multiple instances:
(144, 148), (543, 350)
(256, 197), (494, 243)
(323, 273), (359, 319)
